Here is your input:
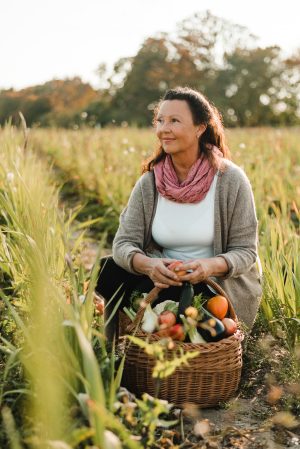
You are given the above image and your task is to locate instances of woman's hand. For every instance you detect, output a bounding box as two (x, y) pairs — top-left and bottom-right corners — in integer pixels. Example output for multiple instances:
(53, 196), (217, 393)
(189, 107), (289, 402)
(132, 254), (183, 289)
(176, 257), (229, 284)
(148, 258), (184, 288)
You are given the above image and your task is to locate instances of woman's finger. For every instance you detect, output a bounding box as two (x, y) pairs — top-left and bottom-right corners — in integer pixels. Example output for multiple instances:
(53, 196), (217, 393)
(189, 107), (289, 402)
(157, 263), (182, 282)
(179, 261), (199, 271)
(163, 268), (181, 281)
(152, 267), (182, 286)
(179, 265), (206, 283)
(156, 274), (182, 286)
(179, 272), (201, 283)
(162, 258), (177, 265)
(189, 275), (206, 284)
(178, 272), (193, 281)
(154, 282), (170, 289)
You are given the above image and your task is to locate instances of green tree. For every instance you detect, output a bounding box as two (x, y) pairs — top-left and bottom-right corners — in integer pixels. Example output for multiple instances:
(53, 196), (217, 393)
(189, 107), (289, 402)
(0, 94), (21, 125)
(0, 78), (98, 127)
(103, 11), (258, 126)
(212, 46), (300, 126)
(108, 37), (172, 126)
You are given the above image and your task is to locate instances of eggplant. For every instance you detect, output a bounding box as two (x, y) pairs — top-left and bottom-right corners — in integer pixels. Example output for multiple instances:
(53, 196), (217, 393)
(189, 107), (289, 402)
(177, 282), (194, 323)
(197, 306), (225, 342)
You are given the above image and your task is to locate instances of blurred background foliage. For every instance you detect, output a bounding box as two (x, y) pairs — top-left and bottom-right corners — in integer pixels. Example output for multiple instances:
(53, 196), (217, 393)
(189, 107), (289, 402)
(1, 11), (299, 129)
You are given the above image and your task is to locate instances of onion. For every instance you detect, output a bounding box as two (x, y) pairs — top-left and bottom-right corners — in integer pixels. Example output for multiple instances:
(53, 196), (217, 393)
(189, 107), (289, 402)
(141, 304), (158, 333)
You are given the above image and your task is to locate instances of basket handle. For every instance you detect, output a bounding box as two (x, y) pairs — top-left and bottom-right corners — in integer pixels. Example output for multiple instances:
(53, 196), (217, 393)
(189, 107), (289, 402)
(126, 286), (161, 333)
(125, 278), (236, 333)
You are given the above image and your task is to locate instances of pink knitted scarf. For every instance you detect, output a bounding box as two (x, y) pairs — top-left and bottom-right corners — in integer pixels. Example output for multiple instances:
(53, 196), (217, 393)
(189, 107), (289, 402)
(153, 146), (223, 204)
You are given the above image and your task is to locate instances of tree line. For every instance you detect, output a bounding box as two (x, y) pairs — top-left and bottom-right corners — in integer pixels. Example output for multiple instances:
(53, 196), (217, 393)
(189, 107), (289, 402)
(1, 11), (299, 128)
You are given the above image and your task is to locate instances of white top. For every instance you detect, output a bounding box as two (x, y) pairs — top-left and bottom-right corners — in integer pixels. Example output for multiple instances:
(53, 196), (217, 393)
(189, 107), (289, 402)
(152, 173), (218, 261)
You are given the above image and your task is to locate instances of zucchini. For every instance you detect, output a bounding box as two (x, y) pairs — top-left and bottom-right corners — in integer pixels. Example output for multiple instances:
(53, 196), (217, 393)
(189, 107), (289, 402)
(177, 282), (194, 322)
(197, 306), (225, 342)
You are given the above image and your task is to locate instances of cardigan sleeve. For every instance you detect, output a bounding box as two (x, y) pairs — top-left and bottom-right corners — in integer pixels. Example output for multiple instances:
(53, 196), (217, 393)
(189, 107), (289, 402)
(112, 178), (146, 274)
(216, 169), (259, 280)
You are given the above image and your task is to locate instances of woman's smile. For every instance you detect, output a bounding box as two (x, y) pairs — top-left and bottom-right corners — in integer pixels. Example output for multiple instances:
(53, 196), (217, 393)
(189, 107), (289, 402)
(162, 138), (176, 143)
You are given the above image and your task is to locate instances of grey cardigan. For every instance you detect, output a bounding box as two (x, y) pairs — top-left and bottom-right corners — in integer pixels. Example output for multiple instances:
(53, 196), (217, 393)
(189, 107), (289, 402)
(113, 159), (263, 330)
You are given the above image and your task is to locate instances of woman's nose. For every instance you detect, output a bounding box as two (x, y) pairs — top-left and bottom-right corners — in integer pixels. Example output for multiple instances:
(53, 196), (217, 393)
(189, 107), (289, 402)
(158, 121), (171, 133)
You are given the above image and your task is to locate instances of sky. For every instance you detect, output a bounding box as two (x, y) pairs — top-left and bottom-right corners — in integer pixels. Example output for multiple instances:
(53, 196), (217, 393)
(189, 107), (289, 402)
(1, 0), (300, 91)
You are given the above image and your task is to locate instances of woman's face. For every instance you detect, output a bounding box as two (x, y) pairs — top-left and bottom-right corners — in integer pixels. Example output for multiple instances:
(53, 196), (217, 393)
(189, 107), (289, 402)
(155, 100), (205, 157)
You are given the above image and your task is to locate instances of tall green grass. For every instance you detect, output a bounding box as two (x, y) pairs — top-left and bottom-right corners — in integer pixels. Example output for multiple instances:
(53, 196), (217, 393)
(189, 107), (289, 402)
(228, 128), (300, 347)
(0, 124), (72, 446)
(0, 125), (142, 448)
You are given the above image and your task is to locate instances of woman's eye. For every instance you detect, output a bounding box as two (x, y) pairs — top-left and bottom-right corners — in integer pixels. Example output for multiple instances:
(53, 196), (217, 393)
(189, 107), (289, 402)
(156, 118), (178, 125)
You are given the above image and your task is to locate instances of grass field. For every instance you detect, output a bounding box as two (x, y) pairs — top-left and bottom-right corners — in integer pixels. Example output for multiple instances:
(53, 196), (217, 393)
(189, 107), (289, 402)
(0, 125), (299, 448)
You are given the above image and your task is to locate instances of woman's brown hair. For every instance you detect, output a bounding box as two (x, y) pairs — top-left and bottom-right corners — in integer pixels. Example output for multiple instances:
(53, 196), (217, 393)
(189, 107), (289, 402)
(142, 86), (230, 173)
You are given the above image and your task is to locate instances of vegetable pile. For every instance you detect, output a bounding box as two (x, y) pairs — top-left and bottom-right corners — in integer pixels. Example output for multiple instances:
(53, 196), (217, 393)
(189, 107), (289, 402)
(124, 280), (238, 344)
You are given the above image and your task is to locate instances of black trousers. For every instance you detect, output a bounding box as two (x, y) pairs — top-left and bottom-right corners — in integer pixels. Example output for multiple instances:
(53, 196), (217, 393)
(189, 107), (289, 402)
(96, 256), (215, 341)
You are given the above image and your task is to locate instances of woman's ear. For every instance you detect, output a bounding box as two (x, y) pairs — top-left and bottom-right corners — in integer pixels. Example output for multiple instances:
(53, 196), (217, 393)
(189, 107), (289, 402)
(196, 124), (207, 139)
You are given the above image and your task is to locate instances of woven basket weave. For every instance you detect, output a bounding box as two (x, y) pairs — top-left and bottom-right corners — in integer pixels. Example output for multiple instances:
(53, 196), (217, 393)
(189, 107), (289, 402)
(121, 278), (244, 408)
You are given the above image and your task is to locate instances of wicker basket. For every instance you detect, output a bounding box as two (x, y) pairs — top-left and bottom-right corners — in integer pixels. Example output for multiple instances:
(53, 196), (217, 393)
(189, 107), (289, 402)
(121, 278), (244, 408)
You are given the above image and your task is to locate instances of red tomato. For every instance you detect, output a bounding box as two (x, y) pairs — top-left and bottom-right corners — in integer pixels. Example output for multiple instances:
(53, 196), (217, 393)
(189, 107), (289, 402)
(168, 260), (187, 277)
(168, 324), (185, 341)
(156, 323), (185, 341)
(206, 295), (229, 319)
(94, 299), (104, 315)
(158, 311), (176, 328)
(222, 318), (237, 336)
(155, 328), (171, 338)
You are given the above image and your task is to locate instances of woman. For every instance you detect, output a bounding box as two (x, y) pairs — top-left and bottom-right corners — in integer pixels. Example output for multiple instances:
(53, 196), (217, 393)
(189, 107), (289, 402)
(96, 86), (263, 341)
